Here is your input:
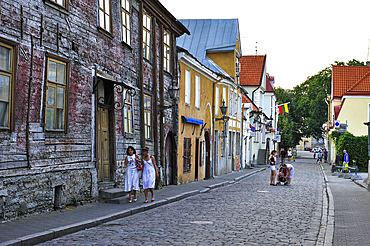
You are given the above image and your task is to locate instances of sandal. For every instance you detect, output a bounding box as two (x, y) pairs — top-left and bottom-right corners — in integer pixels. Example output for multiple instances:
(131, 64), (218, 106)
(144, 200), (148, 203)
(128, 199), (132, 203)
(133, 199), (137, 202)
(151, 198), (155, 202)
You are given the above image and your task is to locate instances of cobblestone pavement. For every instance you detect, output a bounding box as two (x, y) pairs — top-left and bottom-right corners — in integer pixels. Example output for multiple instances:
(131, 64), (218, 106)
(38, 159), (325, 246)
(322, 163), (370, 246)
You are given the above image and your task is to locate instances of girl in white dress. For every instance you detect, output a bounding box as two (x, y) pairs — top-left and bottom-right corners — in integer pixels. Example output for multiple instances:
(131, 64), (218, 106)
(124, 146), (140, 203)
(141, 147), (158, 203)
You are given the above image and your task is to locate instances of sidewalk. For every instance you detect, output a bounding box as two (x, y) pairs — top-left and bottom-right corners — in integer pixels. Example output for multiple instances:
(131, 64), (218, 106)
(321, 162), (370, 246)
(0, 167), (267, 246)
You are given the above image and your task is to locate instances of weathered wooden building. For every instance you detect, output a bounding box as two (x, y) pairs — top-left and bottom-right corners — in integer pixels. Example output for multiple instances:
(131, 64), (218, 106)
(0, 0), (188, 220)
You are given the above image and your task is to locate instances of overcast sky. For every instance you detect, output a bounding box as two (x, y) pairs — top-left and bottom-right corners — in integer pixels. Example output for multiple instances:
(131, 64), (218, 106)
(159, 0), (370, 89)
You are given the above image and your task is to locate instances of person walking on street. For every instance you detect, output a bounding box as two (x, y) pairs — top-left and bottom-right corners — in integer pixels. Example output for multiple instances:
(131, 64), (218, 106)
(316, 151), (323, 164)
(343, 149), (349, 172)
(268, 150), (277, 186)
(287, 149), (293, 162)
(124, 146), (140, 203)
(280, 148), (287, 164)
(323, 149), (328, 163)
(333, 151), (342, 173)
(313, 149), (316, 159)
(141, 147), (159, 203)
(292, 148), (297, 162)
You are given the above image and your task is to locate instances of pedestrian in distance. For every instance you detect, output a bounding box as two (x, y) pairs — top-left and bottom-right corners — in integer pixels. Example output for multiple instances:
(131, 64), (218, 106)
(280, 148), (287, 164)
(313, 149), (316, 159)
(124, 146), (140, 203)
(292, 148), (297, 162)
(332, 151), (342, 173)
(287, 149), (293, 162)
(282, 163), (294, 185)
(141, 146), (159, 203)
(316, 151), (323, 164)
(268, 150), (277, 186)
(343, 149), (349, 172)
(323, 149), (328, 163)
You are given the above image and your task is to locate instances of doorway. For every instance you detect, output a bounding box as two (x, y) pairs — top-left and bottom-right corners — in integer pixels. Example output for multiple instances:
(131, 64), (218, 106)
(165, 133), (175, 185)
(96, 79), (114, 182)
(195, 138), (199, 181)
(205, 131), (211, 179)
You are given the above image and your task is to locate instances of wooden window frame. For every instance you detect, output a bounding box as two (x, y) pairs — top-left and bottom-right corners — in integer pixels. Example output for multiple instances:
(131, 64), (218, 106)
(144, 94), (152, 139)
(0, 40), (17, 131)
(44, 56), (69, 132)
(98, 0), (112, 34)
(121, 0), (131, 46)
(123, 90), (134, 136)
(163, 30), (171, 73)
(183, 138), (191, 173)
(143, 12), (151, 61)
(44, 0), (69, 11)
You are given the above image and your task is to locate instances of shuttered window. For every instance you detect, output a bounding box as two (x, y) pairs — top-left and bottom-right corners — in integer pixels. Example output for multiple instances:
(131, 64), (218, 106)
(183, 138), (191, 173)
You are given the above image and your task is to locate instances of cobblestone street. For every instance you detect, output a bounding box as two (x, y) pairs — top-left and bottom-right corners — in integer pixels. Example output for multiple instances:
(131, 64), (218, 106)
(38, 159), (325, 246)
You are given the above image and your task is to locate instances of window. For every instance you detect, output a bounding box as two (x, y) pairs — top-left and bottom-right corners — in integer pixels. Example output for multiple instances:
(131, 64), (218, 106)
(0, 42), (14, 129)
(143, 12), (151, 60)
(236, 133), (240, 155)
(99, 0), (112, 33)
(45, 58), (68, 131)
(47, 0), (68, 8)
(185, 69), (190, 105)
(164, 30), (171, 72)
(215, 86), (219, 116)
(183, 138), (191, 173)
(234, 92), (237, 116)
(368, 103), (370, 122)
(144, 94), (151, 139)
(121, 0), (131, 45)
(195, 75), (200, 109)
(229, 90), (233, 116)
(222, 87), (226, 105)
(123, 91), (133, 134)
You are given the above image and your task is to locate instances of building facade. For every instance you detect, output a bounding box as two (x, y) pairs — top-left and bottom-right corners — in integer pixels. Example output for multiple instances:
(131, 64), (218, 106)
(0, 0), (188, 220)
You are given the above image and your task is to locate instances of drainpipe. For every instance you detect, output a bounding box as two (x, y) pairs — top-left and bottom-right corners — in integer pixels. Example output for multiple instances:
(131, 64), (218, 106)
(26, 36), (34, 168)
(139, 2), (145, 149)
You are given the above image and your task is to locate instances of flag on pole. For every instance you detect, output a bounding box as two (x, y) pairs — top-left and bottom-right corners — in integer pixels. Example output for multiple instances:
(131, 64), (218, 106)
(278, 104), (289, 114)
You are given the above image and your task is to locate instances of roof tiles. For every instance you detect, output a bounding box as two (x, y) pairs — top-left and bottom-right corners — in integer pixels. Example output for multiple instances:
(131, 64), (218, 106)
(239, 55), (266, 86)
(332, 65), (370, 99)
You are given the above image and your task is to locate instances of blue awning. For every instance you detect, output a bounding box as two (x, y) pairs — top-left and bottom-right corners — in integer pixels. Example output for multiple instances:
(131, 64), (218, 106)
(182, 116), (203, 125)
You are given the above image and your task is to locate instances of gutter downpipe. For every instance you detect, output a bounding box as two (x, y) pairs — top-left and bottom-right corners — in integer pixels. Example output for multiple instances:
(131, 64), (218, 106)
(26, 36), (34, 168)
(212, 76), (224, 178)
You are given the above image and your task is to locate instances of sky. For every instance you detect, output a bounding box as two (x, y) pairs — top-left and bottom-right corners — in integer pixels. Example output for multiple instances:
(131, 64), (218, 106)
(159, 0), (370, 89)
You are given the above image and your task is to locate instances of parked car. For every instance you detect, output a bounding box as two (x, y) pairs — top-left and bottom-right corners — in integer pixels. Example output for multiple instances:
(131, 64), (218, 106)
(304, 147), (313, 151)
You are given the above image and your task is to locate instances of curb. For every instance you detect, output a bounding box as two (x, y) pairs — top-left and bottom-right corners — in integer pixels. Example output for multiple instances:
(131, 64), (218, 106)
(318, 163), (334, 246)
(0, 168), (266, 246)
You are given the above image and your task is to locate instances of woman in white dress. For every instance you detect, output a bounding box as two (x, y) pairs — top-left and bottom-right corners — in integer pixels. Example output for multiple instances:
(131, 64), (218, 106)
(141, 147), (158, 203)
(124, 146), (140, 203)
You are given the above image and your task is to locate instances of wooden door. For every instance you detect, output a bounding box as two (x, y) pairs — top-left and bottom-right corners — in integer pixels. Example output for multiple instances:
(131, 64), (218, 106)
(205, 131), (211, 179)
(195, 138), (199, 181)
(97, 106), (110, 181)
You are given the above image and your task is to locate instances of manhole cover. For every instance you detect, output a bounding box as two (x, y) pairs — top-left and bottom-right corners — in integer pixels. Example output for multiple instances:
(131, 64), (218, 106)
(190, 221), (214, 224)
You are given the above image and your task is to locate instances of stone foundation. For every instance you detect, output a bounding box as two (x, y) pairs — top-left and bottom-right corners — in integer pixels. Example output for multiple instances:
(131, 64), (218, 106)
(0, 169), (94, 221)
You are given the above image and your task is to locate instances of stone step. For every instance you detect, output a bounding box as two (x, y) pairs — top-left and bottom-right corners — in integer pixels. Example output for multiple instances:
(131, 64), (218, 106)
(99, 188), (126, 200)
(98, 181), (115, 190)
(106, 196), (129, 204)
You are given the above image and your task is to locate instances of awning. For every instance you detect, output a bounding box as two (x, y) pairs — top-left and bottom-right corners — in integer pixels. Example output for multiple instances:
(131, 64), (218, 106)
(182, 116), (203, 125)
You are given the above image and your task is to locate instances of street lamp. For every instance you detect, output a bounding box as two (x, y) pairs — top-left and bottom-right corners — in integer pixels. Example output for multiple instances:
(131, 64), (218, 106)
(216, 100), (229, 122)
(168, 79), (179, 102)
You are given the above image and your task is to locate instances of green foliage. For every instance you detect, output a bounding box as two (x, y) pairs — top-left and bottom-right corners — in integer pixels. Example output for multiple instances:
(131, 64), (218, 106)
(330, 132), (370, 172)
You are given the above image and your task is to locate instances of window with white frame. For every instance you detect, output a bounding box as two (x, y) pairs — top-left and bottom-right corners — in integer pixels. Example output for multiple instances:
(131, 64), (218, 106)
(185, 69), (190, 105)
(234, 92), (237, 116)
(123, 90), (133, 134)
(215, 86), (219, 116)
(164, 30), (171, 73)
(121, 0), (131, 45)
(222, 87), (226, 106)
(144, 94), (151, 139)
(195, 74), (200, 109)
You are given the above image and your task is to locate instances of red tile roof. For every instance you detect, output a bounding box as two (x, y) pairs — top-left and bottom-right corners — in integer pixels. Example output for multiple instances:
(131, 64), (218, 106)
(239, 55), (266, 86)
(242, 94), (258, 111)
(332, 65), (370, 99)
